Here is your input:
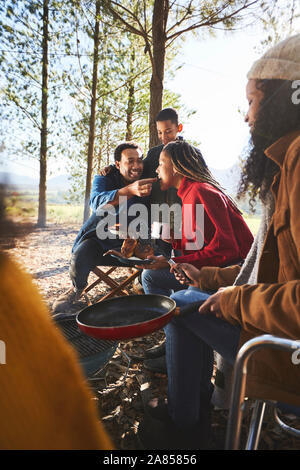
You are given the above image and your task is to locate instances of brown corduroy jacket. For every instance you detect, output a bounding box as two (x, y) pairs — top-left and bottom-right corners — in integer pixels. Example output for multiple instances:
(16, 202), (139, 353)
(198, 130), (300, 406)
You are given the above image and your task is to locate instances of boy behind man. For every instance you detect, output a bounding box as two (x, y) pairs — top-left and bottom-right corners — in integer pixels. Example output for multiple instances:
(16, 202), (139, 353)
(143, 107), (184, 178)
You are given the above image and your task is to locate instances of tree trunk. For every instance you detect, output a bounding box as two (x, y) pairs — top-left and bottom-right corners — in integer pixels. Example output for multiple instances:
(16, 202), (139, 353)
(83, 0), (101, 222)
(37, 0), (49, 227)
(96, 124), (104, 173)
(148, 0), (168, 149)
(126, 47), (135, 141)
(125, 84), (134, 141)
(106, 126), (110, 165)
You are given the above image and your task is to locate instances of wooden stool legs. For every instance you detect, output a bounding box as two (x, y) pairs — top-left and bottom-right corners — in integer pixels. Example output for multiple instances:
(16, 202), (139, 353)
(82, 267), (141, 304)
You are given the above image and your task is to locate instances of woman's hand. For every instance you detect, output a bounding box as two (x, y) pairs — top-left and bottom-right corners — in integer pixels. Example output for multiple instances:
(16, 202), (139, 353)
(137, 255), (169, 270)
(170, 263), (201, 287)
(99, 165), (114, 176)
(198, 288), (227, 319)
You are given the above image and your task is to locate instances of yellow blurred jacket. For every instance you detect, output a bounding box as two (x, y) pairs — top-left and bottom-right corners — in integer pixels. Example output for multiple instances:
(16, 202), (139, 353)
(0, 252), (114, 450)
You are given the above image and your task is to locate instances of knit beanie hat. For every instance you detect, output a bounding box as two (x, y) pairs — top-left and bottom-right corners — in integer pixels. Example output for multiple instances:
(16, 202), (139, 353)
(247, 34), (300, 81)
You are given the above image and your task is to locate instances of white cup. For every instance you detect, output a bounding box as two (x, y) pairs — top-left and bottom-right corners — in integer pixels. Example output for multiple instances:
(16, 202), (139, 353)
(151, 221), (162, 239)
(161, 223), (171, 240)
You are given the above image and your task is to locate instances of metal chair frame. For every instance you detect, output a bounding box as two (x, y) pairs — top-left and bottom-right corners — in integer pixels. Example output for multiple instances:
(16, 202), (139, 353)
(225, 334), (300, 450)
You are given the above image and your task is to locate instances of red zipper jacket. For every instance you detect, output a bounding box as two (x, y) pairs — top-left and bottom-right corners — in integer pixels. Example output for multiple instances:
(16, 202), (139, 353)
(172, 177), (253, 268)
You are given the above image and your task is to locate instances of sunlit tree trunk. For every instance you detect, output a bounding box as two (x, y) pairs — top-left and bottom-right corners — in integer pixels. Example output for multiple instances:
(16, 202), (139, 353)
(126, 48), (135, 141)
(37, 0), (49, 227)
(148, 0), (168, 148)
(83, 0), (101, 222)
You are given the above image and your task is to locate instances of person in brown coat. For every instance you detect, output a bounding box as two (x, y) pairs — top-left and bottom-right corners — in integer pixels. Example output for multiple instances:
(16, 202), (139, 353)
(137, 34), (300, 450)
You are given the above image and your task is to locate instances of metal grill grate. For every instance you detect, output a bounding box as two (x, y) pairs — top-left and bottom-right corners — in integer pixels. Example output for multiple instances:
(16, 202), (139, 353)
(55, 316), (116, 359)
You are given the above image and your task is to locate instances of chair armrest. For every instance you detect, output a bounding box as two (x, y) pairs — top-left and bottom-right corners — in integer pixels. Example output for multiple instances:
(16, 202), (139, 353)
(225, 334), (299, 450)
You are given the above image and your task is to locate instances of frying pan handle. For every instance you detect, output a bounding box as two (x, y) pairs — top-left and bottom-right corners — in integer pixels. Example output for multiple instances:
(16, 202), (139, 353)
(174, 301), (205, 317)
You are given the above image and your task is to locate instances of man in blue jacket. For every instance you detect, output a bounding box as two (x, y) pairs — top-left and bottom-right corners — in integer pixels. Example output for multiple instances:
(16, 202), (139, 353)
(53, 141), (156, 313)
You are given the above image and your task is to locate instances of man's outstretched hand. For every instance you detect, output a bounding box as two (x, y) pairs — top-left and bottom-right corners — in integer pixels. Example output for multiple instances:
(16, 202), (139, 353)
(126, 178), (157, 197)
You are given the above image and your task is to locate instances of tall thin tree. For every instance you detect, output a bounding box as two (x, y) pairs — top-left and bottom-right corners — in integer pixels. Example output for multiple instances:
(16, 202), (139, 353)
(0, 0), (68, 227)
(38, 0), (49, 227)
(83, 0), (101, 222)
(104, 0), (300, 148)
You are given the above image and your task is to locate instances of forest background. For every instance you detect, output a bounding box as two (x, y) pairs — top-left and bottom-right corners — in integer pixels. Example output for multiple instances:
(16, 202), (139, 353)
(0, 0), (299, 232)
(2, 1), (300, 451)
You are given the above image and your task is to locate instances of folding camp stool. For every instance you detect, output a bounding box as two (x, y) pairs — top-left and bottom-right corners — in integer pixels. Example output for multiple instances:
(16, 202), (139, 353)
(82, 264), (141, 305)
(225, 334), (300, 450)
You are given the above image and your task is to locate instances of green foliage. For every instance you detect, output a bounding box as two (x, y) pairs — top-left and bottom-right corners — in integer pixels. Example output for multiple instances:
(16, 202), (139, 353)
(61, 2), (191, 203)
(0, 0), (71, 164)
(2, 0), (298, 208)
(5, 191), (37, 219)
(47, 203), (83, 223)
(255, 0), (300, 52)
(5, 189), (84, 223)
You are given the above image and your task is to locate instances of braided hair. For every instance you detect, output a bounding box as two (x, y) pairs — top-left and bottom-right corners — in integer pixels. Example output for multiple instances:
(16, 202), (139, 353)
(163, 140), (241, 213)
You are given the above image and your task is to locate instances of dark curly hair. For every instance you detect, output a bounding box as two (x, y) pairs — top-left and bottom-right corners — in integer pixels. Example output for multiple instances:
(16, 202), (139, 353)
(237, 79), (300, 210)
(155, 107), (179, 125)
(164, 140), (241, 214)
(114, 141), (143, 162)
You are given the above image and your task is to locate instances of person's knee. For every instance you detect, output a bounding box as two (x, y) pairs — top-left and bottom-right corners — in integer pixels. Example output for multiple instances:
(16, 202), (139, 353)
(141, 269), (151, 284)
(141, 268), (158, 289)
(170, 290), (190, 307)
(171, 288), (210, 308)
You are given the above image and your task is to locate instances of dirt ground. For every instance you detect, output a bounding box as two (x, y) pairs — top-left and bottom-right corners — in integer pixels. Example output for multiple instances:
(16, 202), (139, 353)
(8, 222), (300, 451)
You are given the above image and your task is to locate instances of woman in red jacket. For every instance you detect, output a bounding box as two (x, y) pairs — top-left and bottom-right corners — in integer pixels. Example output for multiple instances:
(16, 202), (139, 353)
(140, 140), (253, 296)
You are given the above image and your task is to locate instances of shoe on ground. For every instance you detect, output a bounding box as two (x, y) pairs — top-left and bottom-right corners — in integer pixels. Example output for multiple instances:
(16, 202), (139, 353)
(143, 354), (167, 374)
(137, 410), (211, 450)
(144, 397), (169, 420)
(132, 276), (144, 295)
(144, 341), (166, 359)
(52, 288), (83, 313)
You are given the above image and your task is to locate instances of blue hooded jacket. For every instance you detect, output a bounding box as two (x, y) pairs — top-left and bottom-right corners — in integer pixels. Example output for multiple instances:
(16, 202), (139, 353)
(72, 167), (150, 253)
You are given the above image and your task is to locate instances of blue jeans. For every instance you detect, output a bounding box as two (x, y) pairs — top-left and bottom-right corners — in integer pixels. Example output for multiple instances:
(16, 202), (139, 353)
(165, 288), (241, 429)
(141, 268), (241, 429)
(141, 267), (188, 296)
(69, 237), (123, 290)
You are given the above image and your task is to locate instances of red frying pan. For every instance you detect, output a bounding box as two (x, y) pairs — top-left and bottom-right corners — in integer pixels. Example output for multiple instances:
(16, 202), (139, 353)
(76, 295), (203, 341)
